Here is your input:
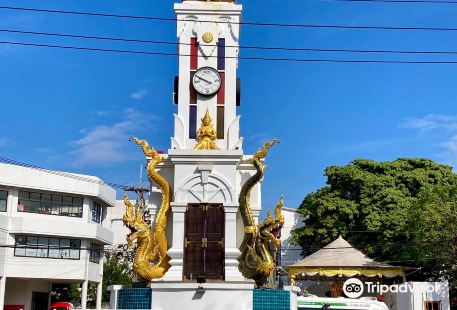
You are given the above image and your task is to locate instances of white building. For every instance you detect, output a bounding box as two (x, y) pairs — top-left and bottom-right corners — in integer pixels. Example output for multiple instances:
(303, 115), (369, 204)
(385, 281), (450, 310)
(280, 207), (305, 267)
(0, 162), (115, 310)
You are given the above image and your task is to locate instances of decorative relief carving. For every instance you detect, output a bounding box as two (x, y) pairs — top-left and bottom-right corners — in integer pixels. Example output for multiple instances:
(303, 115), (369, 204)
(175, 172), (235, 204)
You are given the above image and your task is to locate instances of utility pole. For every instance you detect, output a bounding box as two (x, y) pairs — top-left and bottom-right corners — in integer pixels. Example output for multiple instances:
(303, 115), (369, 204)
(124, 164), (151, 223)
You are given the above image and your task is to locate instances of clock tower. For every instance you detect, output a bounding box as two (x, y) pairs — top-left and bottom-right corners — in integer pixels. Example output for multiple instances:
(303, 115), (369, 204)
(146, 1), (262, 309)
(172, 0), (242, 151)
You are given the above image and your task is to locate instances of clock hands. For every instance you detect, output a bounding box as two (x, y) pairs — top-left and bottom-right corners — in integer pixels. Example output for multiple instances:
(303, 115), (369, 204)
(195, 75), (212, 84)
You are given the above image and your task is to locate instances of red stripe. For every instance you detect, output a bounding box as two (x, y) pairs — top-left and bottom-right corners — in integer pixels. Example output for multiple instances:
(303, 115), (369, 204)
(217, 72), (225, 105)
(190, 37), (198, 70)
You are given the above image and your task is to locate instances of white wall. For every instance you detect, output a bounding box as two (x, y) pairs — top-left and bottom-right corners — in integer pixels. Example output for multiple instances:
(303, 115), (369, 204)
(0, 163), (116, 207)
(5, 239), (102, 283)
(110, 200), (130, 248)
(150, 282), (253, 310)
(281, 207), (305, 267)
(385, 282), (450, 310)
(5, 278), (49, 310)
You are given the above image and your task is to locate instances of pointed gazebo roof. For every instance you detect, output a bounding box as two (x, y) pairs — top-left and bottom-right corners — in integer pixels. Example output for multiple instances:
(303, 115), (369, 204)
(286, 236), (406, 279)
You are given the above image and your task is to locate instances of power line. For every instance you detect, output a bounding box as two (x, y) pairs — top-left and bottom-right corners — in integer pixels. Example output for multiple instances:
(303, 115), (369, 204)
(5, 39), (457, 64)
(5, 28), (457, 56)
(326, 0), (457, 4)
(2, 5), (457, 31)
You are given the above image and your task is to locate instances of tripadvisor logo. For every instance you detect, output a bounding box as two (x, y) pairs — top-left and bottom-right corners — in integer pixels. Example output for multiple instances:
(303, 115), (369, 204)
(343, 278), (364, 298)
(343, 278), (439, 298)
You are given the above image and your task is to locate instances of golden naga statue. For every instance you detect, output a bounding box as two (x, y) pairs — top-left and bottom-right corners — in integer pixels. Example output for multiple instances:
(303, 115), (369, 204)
(238, 139), (285, 287)
(122, 137), (171, 280)
(194, 109), (220, 150)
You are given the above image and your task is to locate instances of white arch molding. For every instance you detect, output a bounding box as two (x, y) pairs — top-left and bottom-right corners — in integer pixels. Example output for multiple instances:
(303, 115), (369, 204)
(174, 172), (235, 204)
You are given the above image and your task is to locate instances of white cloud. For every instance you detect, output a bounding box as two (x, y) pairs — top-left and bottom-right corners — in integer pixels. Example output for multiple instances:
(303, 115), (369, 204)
(69, 108), (158, 167)
(438, 134), (457, 167)
(93, 110), (115, 117)
(130, 90), (148, 100)
(441, 135), (457, 153)
(402, 114), (457, 168)
(401, 114), (457, 132)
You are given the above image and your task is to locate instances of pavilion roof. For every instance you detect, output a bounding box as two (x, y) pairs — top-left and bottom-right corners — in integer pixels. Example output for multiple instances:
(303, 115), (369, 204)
(286, 236), (406, 279)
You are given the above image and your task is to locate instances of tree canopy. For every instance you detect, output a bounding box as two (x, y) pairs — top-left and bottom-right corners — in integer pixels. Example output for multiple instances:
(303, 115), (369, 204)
(101, 252), (133, 301)
(292, 158), (457, 285)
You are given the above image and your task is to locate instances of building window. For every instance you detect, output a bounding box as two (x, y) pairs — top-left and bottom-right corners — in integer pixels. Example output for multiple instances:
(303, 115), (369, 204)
(18, 191), (83, 217)
(92, 202), (102, 223)
(14, 235), (81, 260)
(0, 190), (7, 212)
(425, 301), (441, 310)
(89, 243), (102, 264)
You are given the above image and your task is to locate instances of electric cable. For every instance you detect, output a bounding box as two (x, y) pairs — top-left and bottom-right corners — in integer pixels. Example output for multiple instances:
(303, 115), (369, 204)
(4, 40), (457, 64)
(2, 5), (457, 31)
(4, 28), (457, 56)
(323, 0), (457, 4)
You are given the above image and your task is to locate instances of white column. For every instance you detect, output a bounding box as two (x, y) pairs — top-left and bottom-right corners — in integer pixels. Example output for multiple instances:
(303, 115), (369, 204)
(284, 285), (301, 310)
(96, 281), (102, 309)
(107, 285), (123, 310)
(96, 256), (104, 310)
(81, 280), (88, 310)
(162, 202), (187, 281)
(0, 276), (6, 310)
(224, 203), (245, 281)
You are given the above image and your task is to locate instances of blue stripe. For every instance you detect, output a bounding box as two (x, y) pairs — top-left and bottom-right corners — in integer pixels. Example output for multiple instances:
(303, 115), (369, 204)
(189, 106), (197, 139)
(218, 38), (225, 70)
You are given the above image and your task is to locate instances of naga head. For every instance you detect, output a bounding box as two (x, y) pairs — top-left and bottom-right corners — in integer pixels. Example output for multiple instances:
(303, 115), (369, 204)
(259, 195), (285, 250)
(252, 139), (279, 162)
(123, 195), (151, 247)
(130, 136), (162, 162)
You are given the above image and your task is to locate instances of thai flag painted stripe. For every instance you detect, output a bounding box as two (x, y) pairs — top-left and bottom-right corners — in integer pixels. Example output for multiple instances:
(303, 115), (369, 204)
(217, 72), (225, 105)
(190, 37), (198, 70)
(217, 38), (225, 71)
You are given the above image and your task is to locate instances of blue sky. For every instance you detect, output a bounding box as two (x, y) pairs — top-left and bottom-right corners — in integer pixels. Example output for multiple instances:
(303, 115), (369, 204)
(1, 0), (457, 211)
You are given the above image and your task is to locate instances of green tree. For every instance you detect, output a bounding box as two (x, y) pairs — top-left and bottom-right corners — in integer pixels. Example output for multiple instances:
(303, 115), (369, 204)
(407, 185), (457, 284)
(101, 252), (133, 302)
(292, 158), (457, 281)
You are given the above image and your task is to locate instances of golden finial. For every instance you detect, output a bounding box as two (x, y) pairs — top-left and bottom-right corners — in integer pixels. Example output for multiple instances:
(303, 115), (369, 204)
(275, 195), (285, 225)
(263, 210), (273, 225)
(194, 109), (220, 150)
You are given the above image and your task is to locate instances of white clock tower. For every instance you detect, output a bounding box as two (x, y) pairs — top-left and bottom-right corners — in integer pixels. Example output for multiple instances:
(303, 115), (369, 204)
(147, 1), (261, 309)
(171, 0), (242, 151)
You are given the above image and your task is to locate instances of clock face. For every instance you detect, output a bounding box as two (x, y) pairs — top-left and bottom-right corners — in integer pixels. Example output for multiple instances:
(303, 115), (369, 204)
(192, 67), (221, 96)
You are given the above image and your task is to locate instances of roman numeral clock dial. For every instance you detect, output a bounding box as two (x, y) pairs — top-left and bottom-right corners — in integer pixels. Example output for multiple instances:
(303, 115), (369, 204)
(192, 67), (221, 96)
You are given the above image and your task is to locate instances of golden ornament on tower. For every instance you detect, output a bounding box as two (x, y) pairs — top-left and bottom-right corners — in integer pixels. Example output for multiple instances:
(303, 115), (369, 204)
(194, 109), (220, 150)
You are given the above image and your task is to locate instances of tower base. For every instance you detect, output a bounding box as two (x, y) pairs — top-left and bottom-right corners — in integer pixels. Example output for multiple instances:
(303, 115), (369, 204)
(149, 281), (254, 310)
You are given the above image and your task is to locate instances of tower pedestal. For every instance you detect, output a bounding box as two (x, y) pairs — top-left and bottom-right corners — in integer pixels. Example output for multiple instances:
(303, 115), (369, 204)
(149, 281), (254, 310)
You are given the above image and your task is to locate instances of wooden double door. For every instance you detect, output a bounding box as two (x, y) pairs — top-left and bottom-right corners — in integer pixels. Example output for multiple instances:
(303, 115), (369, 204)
(184, 204), (225, 281)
